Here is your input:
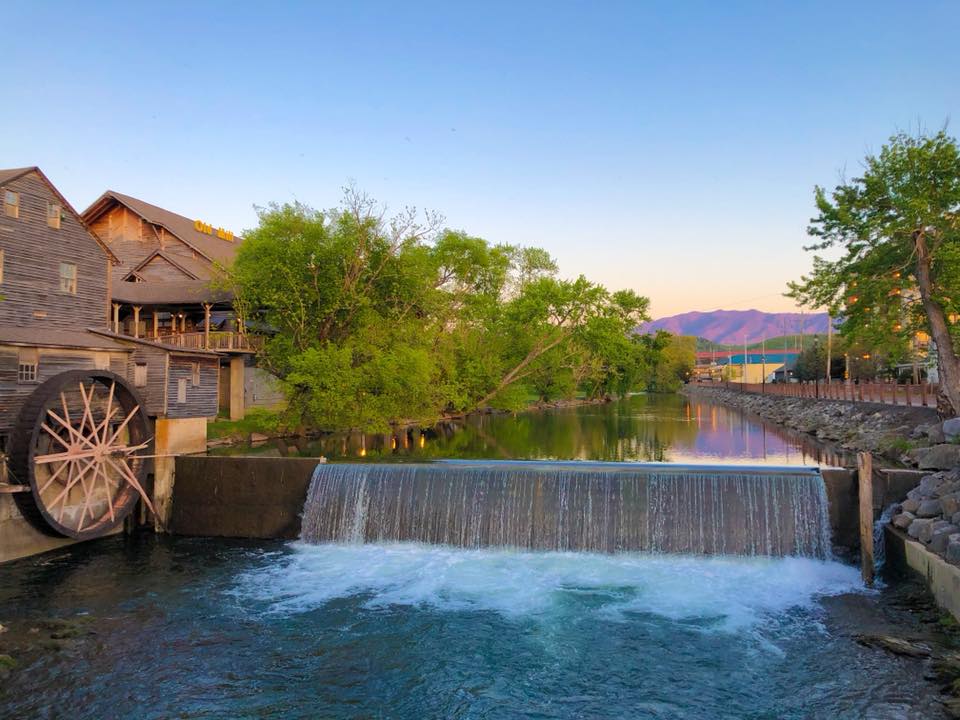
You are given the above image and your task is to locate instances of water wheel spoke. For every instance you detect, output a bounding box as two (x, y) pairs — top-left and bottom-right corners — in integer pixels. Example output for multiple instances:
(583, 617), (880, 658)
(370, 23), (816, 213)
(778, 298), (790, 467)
(101, 381), (116, 446)
(40, 422), (72, 452)
(38, 458), (73, 493)
(50, 454), (98, 518)
(77, 381), (98, 448)
(46, 408), (97, 451)
(105, 405), (141, 449)
(98, 461), (116, 523)
(104, 455), (155, 515)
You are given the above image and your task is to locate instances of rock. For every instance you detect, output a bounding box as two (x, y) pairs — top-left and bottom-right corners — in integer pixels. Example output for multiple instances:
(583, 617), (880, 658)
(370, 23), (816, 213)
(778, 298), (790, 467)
(913, 444), (960, 470)
(854, 634), (932, 658)
(917, 499), (943, 518)
(921, 520), (952, 544)
(902, 498), (921, 514)
(909, 518), (934, 539)
(931, 525), (960, 553)
(928, 424), (947, 444)
(943, 495), (960, 518)
(249, 432), (269, 443)
(892, 512), (915, 530)
(947, 536), (960, 565)
(944, 418), (960, 440)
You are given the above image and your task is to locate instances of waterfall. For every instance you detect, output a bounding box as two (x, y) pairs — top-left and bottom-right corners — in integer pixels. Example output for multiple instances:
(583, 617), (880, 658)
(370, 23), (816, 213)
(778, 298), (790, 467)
(299, 461), (833, 559)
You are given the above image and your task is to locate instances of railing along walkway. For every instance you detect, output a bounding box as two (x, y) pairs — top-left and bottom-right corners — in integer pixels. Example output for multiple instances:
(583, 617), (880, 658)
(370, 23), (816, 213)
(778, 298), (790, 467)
(717, 380), (938, 408)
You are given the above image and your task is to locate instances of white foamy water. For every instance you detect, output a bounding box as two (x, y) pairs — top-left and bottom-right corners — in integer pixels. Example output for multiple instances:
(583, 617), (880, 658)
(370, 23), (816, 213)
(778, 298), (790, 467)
(232, 543), (864, 632)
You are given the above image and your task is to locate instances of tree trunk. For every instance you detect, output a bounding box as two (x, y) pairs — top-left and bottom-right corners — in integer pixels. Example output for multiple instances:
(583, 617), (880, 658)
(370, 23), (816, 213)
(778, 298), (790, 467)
(914, 231), (960, 416)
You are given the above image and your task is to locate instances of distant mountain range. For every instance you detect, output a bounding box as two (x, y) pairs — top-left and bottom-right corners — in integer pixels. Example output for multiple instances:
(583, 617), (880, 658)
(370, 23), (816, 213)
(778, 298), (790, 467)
(639, 309), (830, 345)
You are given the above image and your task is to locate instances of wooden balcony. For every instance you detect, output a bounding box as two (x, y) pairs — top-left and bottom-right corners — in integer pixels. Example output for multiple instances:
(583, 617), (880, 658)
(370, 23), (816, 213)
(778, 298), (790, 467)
(131, 330), (262, 353)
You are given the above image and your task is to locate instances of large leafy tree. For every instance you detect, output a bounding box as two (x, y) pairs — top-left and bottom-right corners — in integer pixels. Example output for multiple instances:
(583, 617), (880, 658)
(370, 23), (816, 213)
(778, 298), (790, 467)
(230, 189), (658, 431)
(788, 130), (960, 412)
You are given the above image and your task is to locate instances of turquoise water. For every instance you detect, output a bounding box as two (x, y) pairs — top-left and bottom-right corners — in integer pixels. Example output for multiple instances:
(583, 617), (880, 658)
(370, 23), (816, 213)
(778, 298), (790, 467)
(0, 396), (943, 718)
(0, 536), (949, 719)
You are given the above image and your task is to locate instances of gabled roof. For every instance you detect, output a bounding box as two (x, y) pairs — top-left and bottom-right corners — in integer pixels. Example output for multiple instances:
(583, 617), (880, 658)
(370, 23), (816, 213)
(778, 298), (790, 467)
(0, 166), (120, 264)
(122, 250), (204, 281)
(82, 190), (240, 266)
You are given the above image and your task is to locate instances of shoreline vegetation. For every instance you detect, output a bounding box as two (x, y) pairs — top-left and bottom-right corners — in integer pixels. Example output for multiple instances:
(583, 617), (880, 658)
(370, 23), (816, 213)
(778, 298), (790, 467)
(224, 191), (695, 438)
(208, 393), (620, 448)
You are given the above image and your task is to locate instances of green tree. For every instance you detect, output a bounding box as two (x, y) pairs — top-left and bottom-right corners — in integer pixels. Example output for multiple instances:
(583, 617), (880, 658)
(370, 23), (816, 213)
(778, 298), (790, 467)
(787, 130), (960, 412)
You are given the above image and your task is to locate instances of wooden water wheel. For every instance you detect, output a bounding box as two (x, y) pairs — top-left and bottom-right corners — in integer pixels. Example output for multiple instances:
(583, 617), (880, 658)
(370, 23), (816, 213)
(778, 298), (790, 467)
(9, 370), (154, 540)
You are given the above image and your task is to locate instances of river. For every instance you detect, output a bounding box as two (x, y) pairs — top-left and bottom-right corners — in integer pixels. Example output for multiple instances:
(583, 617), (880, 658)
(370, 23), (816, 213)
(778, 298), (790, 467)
(211, 392), (854, 466)
(0, 393), (950, 719)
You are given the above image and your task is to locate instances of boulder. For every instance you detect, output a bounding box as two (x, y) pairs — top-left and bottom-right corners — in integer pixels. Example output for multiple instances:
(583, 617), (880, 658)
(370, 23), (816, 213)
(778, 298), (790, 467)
(953, 512), (960, 526)
(921, 520), (952, 544)
(928, 424), (947, 444)
(943, 418), (960, 440)
(913, 444), (960, 470)
(908, 518), (934, 539)
(854, 634), (931, 658)
(917, 499), (943, 518)
(249, 432), (270, 443)
(901, 498), (920, 514)
(892, 512), (915, 530)
(942, 494), (960, 518)
(946, 535), (960, 566)
(931, 525), (960, 553)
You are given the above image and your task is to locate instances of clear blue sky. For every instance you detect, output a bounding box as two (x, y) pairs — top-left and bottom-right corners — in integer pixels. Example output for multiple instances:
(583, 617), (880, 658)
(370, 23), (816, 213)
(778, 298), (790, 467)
(3, 1), (958, 317)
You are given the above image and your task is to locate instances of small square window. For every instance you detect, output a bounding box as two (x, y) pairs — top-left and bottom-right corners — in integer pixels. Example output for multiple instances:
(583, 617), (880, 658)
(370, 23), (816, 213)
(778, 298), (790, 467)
(3, 190), (18, 219)
(191, 362), (201, 387)
(134, 362), (148, 387)
(59, 262), (77, 294)
(18, 362), (37, 383)
(47, 202), (61, 229)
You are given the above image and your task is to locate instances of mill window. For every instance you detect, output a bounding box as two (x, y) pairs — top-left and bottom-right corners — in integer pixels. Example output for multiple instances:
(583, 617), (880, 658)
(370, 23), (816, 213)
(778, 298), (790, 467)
(47, 202), (61, 229)
(3, 190), (18, 218)
(192, 362), (201, 386)
(17, 349), (38, 383)
(177, 378), (187, 403)
(134, 363), (148, 387)
(59, 262), (77, 294)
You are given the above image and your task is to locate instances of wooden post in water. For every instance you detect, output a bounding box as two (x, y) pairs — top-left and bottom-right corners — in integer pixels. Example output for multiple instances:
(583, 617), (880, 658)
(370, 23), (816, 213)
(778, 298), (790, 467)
(858, 451), (875, 586)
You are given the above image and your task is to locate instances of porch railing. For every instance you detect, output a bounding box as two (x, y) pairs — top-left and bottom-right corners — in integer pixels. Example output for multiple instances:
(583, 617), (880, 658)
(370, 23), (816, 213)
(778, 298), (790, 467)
(148, 331), (262, 352)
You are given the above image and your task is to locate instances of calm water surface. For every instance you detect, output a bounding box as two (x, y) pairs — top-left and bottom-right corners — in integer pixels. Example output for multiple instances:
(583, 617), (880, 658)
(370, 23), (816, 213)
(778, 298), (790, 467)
(0, 394), (945, 719)
(213, 393), (852, 466)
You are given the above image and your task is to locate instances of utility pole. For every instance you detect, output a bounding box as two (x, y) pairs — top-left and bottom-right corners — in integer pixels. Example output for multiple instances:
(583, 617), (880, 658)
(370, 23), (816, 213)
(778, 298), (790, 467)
(743, 334), (748, 385)
(761, 337), (766, 392)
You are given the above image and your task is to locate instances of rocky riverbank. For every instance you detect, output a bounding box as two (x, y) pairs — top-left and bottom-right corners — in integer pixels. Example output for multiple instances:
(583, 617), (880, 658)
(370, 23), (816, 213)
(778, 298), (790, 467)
(683, 384), (942, 464)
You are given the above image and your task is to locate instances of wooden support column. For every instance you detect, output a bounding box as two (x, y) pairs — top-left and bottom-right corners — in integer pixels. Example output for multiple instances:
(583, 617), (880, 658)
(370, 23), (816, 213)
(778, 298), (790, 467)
(180, 313), (186, 334)
(229, 356), (245, 421)
(858, 451), (874, 586)
(132, 306), (141, 339)
(112, 303), (121, 334)
(153, 312), (159, 339)
(203, 304), (212, 349)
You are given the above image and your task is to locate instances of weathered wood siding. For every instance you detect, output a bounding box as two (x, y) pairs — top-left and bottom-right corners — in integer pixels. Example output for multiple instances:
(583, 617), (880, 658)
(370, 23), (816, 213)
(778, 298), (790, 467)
(166, 356), (219, 418)
(135, 255), (194, 282)
(126, 344), (169, 417)
(88, 205), (213, 284)
(0, 346), (128, 434)
(0, 172), (110, 329)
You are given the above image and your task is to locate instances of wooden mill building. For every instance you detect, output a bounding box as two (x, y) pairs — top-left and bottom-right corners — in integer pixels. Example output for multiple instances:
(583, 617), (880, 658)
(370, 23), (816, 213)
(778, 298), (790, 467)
(0, 167), (222, 560)
(81, 191), (279, 420)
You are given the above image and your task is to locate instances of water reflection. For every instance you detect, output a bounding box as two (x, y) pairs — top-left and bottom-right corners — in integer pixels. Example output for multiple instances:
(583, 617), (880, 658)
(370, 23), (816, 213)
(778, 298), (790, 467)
(211, 394), (852, 466)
